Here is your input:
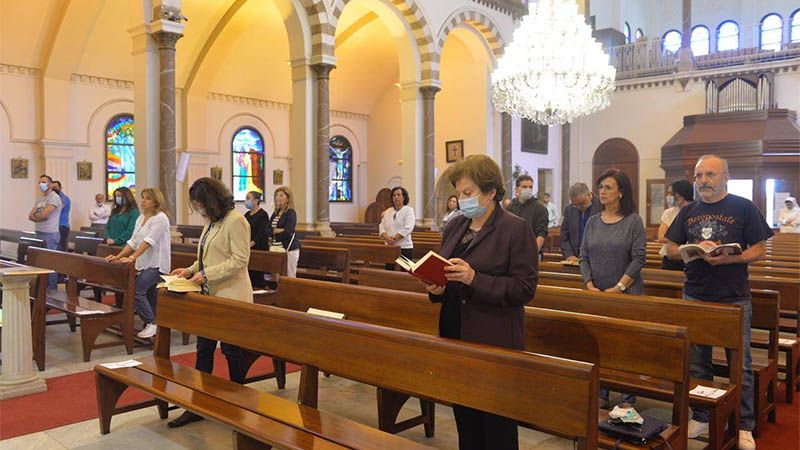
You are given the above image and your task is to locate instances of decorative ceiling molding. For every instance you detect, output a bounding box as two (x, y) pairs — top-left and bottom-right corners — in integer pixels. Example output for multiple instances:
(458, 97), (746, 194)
(331, 109), (369, 121)
(208, 92), (291, 110)
(70, 73), (134, 89)
(0, 63), (40, 77)
(470, 0), (527, 19)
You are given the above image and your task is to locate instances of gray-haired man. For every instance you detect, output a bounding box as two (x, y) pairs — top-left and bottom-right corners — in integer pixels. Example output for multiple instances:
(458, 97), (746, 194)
(559, 182), (600, 261)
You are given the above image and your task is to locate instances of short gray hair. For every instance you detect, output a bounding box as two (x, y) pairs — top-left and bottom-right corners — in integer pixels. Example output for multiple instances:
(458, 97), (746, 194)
(568, 182), (590, 198)
(696, 154), (729, 173)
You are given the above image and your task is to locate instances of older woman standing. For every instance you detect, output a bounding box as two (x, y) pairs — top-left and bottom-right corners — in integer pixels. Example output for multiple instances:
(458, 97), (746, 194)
(106, 188), (171, 339)
(580, 168), (646, 408)
(267, 186), (300, 277)
(425, 155), (538, 449)
(167, 177), (252, 428)
(440, 194), (461, 230)
(380, 186), (415, 269)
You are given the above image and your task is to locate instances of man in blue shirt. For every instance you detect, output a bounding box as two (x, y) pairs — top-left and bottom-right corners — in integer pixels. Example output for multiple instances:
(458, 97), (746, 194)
(665, 155), (772, 450)
(52, 180), (71, 252)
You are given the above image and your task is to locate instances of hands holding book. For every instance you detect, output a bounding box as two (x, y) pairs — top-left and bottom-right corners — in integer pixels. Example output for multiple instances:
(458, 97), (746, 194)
(171, 267), (205, 284)
(420, 257), (475, 295)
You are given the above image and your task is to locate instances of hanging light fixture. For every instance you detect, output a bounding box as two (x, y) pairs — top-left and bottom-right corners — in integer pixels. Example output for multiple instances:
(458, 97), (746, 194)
(491, 0), (616, 126)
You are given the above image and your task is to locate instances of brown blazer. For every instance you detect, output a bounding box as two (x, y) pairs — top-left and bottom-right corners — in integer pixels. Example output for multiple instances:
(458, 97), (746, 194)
(432, 205), (538, 350)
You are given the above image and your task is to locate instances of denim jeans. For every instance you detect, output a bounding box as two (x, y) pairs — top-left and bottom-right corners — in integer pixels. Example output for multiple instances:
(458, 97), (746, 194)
(35, 231), (60, 289)
(134, 268), (160, 324)
(685, 293), (755, 431)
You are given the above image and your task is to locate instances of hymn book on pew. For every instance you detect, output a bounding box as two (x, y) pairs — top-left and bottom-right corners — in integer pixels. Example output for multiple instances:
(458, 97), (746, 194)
(157, 275), (201, 293)
(395, 251), (453, 286)
(679, 242), (742, 263)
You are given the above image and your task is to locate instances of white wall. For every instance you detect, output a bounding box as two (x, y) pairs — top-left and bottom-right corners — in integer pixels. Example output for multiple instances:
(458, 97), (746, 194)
(511, 122), (564, 210)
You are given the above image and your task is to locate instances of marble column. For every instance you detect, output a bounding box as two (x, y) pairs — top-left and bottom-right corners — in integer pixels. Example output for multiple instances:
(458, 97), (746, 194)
(561, 123), (571, 207)
(501, 113), (513, 200)
(420, 86), (440, 225)
(311, 63), (335, 233)
(0, 269), (52, 399)
(152, 20), (184, 223)
(678, 0), (694, 72)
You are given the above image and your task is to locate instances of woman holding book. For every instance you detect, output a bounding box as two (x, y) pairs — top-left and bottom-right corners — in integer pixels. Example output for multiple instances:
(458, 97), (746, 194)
(167, 177), (252, 428)
(379, 186), (415, 269)
(579, 168), (646, 409)
(267, 186), (300, 277)
(424, 154), (538, 449)
(105, 188), (171, 340)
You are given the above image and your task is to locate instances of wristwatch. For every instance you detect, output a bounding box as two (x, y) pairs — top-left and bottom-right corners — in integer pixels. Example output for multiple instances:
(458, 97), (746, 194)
(616, 282), (627, 292)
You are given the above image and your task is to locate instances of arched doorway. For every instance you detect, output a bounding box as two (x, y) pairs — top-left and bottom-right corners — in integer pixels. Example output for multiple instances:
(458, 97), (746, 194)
(593, 138), (639, 210)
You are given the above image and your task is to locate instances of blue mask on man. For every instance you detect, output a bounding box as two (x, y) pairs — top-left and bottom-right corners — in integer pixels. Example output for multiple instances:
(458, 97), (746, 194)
(244, 200), (254, 209)
(459, 195), (487, 219)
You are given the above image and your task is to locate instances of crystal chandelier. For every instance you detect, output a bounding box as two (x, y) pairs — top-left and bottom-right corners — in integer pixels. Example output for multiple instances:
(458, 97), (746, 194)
(491, 0), (616, 126)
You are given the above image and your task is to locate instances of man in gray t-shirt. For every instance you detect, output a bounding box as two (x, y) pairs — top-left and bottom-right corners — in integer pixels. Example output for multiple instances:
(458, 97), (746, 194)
(28, 174), (62, 288)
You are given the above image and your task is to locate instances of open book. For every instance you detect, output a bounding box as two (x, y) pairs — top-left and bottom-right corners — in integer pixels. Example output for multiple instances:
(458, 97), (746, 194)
(395, 251), (453, 286)
(157, 275), (201, 293)
(679, 243), (742, 264)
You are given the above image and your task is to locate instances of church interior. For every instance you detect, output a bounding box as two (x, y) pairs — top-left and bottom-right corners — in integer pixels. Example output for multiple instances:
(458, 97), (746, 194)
(0, 0), (799, 449)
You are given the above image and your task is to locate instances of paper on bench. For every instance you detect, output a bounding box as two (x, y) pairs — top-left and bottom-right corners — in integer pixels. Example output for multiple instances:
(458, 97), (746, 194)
(100, 359), (142, 369)
(779, 338), (797, 346)
(690, 385), (727, 399)
(253, 289), (271, 295)
(307, 308), (346, 320)
(75, 310), (102, 316)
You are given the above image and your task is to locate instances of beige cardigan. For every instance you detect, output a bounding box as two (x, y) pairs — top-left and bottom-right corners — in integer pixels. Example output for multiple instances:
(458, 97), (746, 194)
(187, 210), (253, 303)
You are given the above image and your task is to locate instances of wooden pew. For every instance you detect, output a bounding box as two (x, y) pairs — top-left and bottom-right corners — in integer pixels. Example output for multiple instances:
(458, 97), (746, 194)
(299, 239), (400, 267)
(27, 247), (135, 365)
(95, 290), (600, 449)
(297, 245), (351, 283)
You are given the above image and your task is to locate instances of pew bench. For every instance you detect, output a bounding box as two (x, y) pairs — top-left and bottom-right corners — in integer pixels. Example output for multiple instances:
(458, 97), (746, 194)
(27, 247), (135, 365)
(96, 289), (600, 449)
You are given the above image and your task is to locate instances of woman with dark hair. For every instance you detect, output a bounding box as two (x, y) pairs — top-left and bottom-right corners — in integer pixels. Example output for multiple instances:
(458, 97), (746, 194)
(167, 177), (252, 428)
(425, 155), (538, 449)
(441, 194), (461, 230)
(658, 179), (694, 270)
(244, 190), (269, 287)
(104, 187), (139, 245)
(268, 186), (301, 277)
(579, 168), (646, 408)
(379, 186), (415, 268)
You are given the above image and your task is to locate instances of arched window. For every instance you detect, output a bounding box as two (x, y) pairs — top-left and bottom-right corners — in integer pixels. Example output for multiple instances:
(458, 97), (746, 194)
(105, 114), (135, 199)
(624, 22), (632, 44)
(792, 9), (800, 43)
(635, 28), (644, 41)
(231, 127), (265, 202)
(760, 13), (783, 51)
(662, 30), (682, 53)
(691, 25), (710, 56)
(329, 135), (353, 202)
(717, 21), (740, 51)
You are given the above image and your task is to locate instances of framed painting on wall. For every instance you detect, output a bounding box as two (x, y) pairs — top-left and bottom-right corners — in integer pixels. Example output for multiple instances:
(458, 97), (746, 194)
(11, 158), (28, 178)
(77, 161), (92, 180)
(521, 119), (548, 154)
(446, 140), (464, 163)
(210, 166), (223, 181)
(273, 169), (283, 185)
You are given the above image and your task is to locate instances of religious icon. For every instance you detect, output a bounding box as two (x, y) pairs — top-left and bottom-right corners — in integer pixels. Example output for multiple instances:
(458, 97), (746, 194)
(273, 169), (283, 185)
(77, 161), (92, 180)
(446, 140), (464, 163)
(11, 158), (28, 178)
(210, 166), (223, 181)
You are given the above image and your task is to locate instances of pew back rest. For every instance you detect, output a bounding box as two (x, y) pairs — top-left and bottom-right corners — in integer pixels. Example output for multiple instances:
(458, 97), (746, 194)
(18, 236), (46, 263)
(297, 246), (351, 282)
(357, 267), (428, 293)
(74, 236), (105, 255)
(250, 249), (288, 276)
(28, 247), (132, 288)
(299, 239), (400, 265)
(156, 289), (599, 444)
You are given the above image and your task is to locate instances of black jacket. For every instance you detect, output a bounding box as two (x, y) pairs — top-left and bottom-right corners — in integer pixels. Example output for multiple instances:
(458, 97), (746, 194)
(244, 209), (269, 250)
(267, 208), (301, 251)
(507, 197), (549, 243)
(559, 197), (601, 258)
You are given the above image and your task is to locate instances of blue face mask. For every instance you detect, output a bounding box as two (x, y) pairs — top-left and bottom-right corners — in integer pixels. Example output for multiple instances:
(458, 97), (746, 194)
(459, 195), (487, 219)
(115, 196), (123, 206)
(244, 200), (254, 209)
(39, 182), (50, 192)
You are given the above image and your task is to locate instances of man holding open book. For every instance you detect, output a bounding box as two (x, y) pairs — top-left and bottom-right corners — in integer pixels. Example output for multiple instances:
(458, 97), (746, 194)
(664, 155), (773, 450)
(423, 154), (538, 450)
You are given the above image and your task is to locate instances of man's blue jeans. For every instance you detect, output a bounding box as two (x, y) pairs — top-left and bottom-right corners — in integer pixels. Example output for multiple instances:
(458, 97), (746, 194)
(35, 231), (59, 289)
(685, 293), (755, 431)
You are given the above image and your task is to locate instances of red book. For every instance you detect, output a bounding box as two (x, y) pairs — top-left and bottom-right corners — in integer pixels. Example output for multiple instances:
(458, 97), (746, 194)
(395, 251), (453, 286)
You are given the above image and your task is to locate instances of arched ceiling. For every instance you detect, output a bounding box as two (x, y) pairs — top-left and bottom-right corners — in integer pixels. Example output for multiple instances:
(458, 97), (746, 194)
(0, 0), (63, 68)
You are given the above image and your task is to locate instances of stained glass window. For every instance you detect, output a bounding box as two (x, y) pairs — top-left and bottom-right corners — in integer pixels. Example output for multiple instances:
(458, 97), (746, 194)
(329, 135), (353, 202)
(231, 127), (265, 202)
(105, 114), (135, 199)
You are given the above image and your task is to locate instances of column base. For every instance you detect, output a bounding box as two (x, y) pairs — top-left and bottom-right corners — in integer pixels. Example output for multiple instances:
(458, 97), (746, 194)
(314, 221), (334, 237)
(170, 225), (183, 243)
(0, 375), (47, 400)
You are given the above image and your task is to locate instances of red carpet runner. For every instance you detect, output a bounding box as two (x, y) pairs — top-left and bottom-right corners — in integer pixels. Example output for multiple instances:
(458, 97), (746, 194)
(0, 350), (296, 440)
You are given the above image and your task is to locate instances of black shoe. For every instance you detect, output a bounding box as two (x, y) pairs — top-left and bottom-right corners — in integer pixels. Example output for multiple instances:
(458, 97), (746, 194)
(167, 411), (204, 428)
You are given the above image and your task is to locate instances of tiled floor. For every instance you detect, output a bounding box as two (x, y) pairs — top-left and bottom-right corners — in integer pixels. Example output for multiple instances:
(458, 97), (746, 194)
(1, 317), (707, 449)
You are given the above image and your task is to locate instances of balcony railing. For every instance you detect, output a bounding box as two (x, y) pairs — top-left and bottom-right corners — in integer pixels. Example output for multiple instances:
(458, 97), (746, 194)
(610, 21), (800, 80)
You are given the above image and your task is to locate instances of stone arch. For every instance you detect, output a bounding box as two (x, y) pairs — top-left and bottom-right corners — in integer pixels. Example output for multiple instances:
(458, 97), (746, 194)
(327, 0), (438, 83)
(437, 9), (505, 60)
(593, 138), (640, 209)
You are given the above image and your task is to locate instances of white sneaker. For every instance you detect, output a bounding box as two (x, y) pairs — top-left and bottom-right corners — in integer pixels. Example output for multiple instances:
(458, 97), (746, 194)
(738, 430), (756, 450)
(137, 323), (157, 339)
(687, 419), (709, 439)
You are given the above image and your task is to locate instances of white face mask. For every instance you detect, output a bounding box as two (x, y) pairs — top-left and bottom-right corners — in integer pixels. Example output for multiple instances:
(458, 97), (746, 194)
(666, 195), (675, 207)
(519, 188), (534, 202)
(39, 182), (50, 192)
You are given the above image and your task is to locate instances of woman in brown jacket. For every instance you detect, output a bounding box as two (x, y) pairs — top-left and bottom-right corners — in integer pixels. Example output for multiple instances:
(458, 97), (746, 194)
(425, 155), (538, 450)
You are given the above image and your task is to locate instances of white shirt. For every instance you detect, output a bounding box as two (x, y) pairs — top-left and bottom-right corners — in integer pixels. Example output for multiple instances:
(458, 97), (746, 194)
(127, 212), (171, 273)
(778, 207), (800, 233)
(545, 202), (559, 227)
(658, 206), (680, 256)
(379, 205), (416, 249)
(89, 202), (111, 224)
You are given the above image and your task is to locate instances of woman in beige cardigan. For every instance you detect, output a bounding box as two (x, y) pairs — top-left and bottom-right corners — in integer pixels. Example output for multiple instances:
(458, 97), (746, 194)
(167, 177), (252, 428)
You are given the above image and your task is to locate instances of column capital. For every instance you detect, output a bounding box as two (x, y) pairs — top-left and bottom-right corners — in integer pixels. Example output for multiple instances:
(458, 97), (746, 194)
(311, 63), (336, 79)
(151, 27), (183, 50)
(419, 85), (441, 99)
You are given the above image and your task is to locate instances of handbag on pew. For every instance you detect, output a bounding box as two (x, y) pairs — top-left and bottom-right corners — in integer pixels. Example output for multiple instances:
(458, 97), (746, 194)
(598, 414), (670, 449)
(269, 233), (295, 253)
